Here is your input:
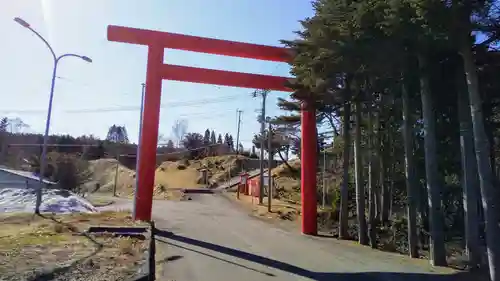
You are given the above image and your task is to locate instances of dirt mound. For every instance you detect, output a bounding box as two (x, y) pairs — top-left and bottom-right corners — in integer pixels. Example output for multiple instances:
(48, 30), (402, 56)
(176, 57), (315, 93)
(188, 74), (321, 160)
(193, 155), (249, 184)
(271, 158), (300, 177)
(153, 155), (251, 190)
(87, 158), (204, 195)
(271, 159), (301, 203)
(154, 160), (205, 189)
(86, 155), (252, 197)
(85, 158), (135, 195)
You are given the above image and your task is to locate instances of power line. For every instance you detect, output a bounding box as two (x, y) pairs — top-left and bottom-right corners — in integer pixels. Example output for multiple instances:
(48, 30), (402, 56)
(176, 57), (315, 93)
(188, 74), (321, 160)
(66, 95), (247, 113)
(7, 143), (100, 147)
(9, 64), (287, 116)
(0, 94), (255, 115)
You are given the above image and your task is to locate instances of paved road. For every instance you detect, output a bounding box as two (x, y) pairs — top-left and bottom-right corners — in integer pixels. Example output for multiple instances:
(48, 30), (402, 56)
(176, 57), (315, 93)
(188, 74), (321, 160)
(100, 193), (468, 281)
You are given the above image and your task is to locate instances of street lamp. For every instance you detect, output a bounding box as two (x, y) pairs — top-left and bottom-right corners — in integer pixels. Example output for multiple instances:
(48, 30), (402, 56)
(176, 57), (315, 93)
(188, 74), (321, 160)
(14, 17), (92, 214)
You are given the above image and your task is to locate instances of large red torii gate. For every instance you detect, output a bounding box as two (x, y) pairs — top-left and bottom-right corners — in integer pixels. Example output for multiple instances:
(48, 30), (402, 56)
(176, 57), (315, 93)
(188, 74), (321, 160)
(107, 25), (318, 235)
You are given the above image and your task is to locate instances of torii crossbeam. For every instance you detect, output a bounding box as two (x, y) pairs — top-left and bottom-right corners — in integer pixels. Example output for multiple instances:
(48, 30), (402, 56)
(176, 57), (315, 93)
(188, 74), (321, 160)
(107, 25), (318, 235)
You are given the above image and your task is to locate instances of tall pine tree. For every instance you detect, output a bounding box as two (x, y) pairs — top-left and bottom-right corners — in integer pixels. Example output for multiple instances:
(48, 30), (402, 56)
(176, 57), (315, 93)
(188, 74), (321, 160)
(203, 129), (211, 145)
(0, 117), (7, 133)
(210, 130), (216, 144)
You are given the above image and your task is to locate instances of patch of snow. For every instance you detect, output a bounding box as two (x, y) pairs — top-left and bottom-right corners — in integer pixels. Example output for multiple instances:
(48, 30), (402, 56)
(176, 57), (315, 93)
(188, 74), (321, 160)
(0, 187), (98, 214)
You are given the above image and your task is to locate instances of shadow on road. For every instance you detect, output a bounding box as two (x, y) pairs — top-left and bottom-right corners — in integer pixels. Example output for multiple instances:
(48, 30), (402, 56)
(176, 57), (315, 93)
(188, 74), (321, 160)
(156, 254), (183, 265)
(154, 228), (482, 281)
(158, 238), (276, 277)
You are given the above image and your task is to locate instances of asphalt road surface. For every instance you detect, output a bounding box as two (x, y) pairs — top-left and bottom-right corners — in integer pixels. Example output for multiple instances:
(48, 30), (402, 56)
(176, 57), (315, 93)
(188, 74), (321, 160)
(100, 193), (467, 281)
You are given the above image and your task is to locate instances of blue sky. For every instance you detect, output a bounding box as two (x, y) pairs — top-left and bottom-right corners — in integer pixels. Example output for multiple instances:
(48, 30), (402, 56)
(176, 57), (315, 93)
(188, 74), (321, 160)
(1, 0), (314, 149)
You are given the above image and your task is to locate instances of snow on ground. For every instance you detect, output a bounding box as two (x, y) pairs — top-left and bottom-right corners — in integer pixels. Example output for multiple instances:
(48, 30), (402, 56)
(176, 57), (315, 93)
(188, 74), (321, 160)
(0, 187), (98, 213)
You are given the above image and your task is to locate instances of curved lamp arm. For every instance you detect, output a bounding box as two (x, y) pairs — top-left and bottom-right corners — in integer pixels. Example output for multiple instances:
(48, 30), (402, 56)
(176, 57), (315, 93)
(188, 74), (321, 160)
(57, 53), (92, 63)
(14, 18), (93, 64)
(14, 17), (56, 62)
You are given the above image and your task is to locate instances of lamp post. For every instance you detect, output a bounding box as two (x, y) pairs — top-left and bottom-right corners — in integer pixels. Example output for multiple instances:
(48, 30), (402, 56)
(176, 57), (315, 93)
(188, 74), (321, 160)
(14, 17), (92, 214)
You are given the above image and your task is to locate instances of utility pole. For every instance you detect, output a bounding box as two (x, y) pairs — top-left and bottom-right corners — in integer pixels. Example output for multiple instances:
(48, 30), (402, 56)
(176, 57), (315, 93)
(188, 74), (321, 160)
(253, 89), (269, 205)
(113, 154), (120, 197)
(235, 109), (243, 154)
(133, 83), (146, 216)
(235, 109), (243, 199)
(267, 119), (273, 212)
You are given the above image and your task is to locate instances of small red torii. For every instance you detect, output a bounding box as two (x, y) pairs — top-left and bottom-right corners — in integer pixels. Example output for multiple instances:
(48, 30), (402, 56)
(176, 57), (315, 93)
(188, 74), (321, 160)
(107, 25), (318, 235)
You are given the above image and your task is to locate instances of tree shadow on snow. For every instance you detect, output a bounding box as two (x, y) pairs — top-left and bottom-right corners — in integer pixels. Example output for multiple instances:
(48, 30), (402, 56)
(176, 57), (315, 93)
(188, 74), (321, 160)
(154, 228), (486, 281)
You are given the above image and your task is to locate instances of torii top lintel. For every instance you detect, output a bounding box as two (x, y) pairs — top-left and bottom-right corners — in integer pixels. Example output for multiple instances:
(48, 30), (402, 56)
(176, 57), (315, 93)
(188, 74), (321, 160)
(107, 25), (292, 63)
(107, 25), (294, 92)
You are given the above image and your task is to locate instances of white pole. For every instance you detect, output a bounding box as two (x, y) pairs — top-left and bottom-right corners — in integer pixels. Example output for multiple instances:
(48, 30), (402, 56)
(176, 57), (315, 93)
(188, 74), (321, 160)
(322, 150), (326, 209)
(133, 83), (146, 218)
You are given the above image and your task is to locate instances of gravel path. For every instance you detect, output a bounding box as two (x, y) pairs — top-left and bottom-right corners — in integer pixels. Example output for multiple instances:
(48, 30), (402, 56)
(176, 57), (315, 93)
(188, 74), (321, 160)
(99, 193), (470, 281)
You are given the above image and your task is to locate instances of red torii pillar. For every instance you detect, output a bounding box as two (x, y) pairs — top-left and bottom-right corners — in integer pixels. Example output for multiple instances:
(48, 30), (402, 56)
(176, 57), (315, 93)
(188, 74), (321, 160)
(107, 25), (318, 235)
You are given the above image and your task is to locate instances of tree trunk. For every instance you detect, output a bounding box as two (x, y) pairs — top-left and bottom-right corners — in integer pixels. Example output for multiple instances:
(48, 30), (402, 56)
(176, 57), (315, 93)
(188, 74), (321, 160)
(418, 54), (447, 266)
(368, 102), (377, 249)
(339, 101), (351, 239)
(277, 149), (299, 178)
(461, 41), (500, 280)
(418, 183), (430, 249)
(354, 97), (368, 245)
(402, 79), (419, 258)
(375, 109), (383, 223)
(381, 109), (393, 224)
(457, 63), (481, 268)
(379, 132), (388, 224)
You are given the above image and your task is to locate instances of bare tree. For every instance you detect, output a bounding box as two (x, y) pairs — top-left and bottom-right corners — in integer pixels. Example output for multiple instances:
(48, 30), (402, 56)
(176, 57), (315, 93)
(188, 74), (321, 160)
(172, 119), (188, 147)
(7, 118), (30, 134)
(158, 133), (167, 144)
(106, 125), (129, 144)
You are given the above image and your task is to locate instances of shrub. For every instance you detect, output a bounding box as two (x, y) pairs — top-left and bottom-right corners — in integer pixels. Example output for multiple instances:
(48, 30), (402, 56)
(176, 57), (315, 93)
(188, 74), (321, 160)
(29, 152), (91, 194)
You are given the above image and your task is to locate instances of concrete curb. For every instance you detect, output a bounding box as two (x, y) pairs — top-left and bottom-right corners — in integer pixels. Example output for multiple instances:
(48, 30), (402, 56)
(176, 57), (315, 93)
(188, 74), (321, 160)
(127, 221), (156, 281)
(86, 222), (156, 281)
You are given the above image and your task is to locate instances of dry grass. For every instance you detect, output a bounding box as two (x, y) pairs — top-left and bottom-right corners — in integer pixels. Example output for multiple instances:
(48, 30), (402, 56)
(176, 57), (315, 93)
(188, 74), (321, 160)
(0, 211), (148, 281)
(271, 158), (301, 178)
(225, 159), (341, 224)
(226, 178), (335, 225)
(226, 191), (303, 222)
(220, 159), (304, 223)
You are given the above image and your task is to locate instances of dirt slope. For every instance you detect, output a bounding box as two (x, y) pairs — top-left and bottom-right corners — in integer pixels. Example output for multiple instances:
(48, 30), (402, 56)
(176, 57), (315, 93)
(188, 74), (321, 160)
(86, 158), (135, 195)
(86, 155), (251, 197)
(192, 155), (249, 184)
(271, 159), (301, 203)
(154, 161), (204, 189)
